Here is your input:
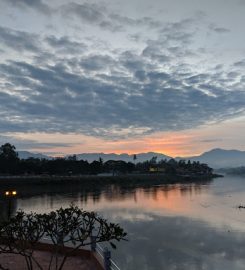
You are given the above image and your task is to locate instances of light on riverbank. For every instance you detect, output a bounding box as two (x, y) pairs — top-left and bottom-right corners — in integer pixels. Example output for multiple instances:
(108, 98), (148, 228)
(4, 191), (17, 196)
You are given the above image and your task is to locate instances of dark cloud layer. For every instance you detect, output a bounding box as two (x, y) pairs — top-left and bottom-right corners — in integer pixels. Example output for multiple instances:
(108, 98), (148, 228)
(0, 5), (244, 140)
(0, 26), (39, 53)
(0, 47), (244, 138)
(2, 0), (51, 14)
(61, 2), (160, 32)
(45, 35), (87, 54)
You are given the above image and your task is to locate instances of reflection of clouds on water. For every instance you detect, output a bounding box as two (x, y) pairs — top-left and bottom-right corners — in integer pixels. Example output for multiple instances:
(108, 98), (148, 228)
(102, 210), (155, 222)
(106, 212), (245, 270)
(5, 176), (245, 269)
(14, 181), (210, 212)
(12, 179), (245, 232)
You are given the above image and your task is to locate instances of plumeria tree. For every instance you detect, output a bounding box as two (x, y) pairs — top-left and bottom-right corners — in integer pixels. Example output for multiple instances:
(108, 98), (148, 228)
(0, 206), (127, 270)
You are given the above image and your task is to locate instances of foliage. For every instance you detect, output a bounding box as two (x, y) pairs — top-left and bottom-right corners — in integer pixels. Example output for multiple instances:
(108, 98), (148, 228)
(0, 211), (45, 270)
(0, 143), (18, 160)
(0, 206), (127, 270)
(0, 143), (19, 174)
(0, 143), (213, 176)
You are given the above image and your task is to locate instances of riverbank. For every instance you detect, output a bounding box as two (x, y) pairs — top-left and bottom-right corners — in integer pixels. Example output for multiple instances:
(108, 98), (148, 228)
(0, 173), (222, 187)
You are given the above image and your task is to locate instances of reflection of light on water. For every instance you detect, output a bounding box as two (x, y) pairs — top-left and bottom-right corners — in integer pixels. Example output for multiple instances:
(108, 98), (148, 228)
(16, 183), (208, 213)
(9, 176), (245, 270)
(15, 176), (245, 233)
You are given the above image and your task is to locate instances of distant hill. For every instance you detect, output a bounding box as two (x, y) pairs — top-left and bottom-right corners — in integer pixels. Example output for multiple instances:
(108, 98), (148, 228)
(219, 166), (245, 175)
(17, 148), (245, 169)
(18, 151), (52, 160)
(74, 152), (172, 163)
(17, 151), (171, 163)
(179, 148), (245, 169)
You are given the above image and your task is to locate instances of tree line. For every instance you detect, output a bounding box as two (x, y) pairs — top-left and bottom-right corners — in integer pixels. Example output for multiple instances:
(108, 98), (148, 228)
(0, 143), (213, 176)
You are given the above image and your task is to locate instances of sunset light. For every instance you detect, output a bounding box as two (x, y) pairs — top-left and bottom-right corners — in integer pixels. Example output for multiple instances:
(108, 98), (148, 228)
(0, 1), (245, 269)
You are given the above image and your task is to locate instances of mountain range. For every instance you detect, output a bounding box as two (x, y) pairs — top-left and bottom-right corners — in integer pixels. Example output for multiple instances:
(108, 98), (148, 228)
(18, 151), (53, 160)
(18, 148), (245, 169)
(184, 148), (245, 169)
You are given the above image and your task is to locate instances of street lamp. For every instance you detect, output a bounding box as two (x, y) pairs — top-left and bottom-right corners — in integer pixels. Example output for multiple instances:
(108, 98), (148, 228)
(4, 190), (17, 220)
(5, 191), (17, 197)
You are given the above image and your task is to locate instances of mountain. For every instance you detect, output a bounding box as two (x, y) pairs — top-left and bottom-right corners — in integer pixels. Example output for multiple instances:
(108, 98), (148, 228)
(75, 152), (172, 163)
(180, 148), (245, 169)
(18, 151), (52, 160)
(17, 149), (245, 169)
(17, 151), (171, 162)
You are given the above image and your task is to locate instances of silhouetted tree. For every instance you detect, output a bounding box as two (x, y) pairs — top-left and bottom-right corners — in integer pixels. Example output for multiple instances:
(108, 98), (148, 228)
(0, 206), (127, 270)
(90, 160), (102, 174)
(0, 143), (18, 160)
(150, 156), (157, 164)
(0, 143), (19, 174)
(0, 143), (214, 177)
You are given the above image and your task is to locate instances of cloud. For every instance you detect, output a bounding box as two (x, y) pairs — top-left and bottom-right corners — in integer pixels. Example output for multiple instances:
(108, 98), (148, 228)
(198, 139), (223, 143)
(212, 27), (230, 33)
(45, 35), (87, 54)
(0, 51), (245, 139)
(62, 2), (105, 24)
(2, 0), (51, 14)
(0, 138), (73, 150)
(0, 26), (40, 53)
(109, 13), (160, 29)
(159, 18), (196, 45)
(60, 2), (160, 32)
(234, 59), (245, 67)
(79, 54), (116, 71)
(60, 2), (119, 31)
(209, 23), (230, 34)
(0, 15), (244, 140)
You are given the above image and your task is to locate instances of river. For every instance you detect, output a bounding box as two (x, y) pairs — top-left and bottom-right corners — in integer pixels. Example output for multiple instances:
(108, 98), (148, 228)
(1, 175), (245, 270)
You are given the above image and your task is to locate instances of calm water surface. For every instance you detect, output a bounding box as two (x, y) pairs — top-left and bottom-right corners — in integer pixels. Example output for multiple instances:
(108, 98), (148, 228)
(1, 175), (245, 270)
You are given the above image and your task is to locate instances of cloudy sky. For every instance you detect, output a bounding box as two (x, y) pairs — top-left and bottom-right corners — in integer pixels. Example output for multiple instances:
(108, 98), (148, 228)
(0, 0), (245, 156)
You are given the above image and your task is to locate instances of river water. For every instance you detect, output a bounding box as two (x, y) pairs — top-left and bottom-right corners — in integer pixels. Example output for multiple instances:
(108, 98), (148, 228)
(2, 175), (245, 270)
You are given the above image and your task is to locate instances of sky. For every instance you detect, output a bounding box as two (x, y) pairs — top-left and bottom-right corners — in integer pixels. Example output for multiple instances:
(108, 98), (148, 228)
(0, 0), (245, 157)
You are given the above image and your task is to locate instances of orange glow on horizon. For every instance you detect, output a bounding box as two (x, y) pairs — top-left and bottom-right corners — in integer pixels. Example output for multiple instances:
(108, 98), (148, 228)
(12, 131), (197, 157)
(6, 131), (215, 157)
(8, 117), (245, 157)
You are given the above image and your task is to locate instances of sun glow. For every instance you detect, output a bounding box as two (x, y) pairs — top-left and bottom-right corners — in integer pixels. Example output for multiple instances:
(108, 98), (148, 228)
(6, 117), (245, 157)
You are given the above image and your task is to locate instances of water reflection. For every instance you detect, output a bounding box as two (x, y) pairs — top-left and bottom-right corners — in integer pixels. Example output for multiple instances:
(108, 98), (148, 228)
(110, 212), (245, 270)
(1, 176), (245, 269)
(4, 181), (211, 216)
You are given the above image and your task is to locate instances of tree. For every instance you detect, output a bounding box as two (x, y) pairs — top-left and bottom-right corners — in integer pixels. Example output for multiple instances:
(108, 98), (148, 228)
(0, 206), (127, 270)
(150, 156), (157, 164)
(90, 160), (102, 174)
(0, 143), (18, 160)
(0, 211), (45, 270)
(67, 155), (77, 161)
(0, 143), (19, 174)
(99, 157), (103, 165)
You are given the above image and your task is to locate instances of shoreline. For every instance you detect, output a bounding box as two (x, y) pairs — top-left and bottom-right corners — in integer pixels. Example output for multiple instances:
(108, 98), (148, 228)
(0, 173), (222, 186)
